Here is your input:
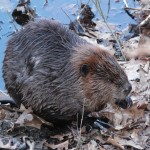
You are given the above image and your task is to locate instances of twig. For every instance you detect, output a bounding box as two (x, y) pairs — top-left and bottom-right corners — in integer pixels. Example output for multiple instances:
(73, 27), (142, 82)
(140, 14), (150, 27)
(6, 10), (18, 32)
(92, 0), (126, 60)
(61, 8), (72, 22)
(0, 90), (9, 97)
(43, 0), (48, 6)
(75, 98), (85, 150)
(147, 83), (150, 102)
(79, 0), (82, 8)
(79, 99), (85, 132)
(123, 0), (128, 8)
(76, 113), (79, 133)
(78, 0), (91, 17)
(124, 7), (149, 11)
(106, 0), (110, 19)
(125, 9), (135, 19)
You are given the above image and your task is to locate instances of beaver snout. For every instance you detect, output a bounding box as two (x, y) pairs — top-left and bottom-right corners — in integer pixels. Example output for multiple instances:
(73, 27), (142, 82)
(124, 83), (132, 95)
(115, 96), (133, 109)
(115, 82), (132, 109)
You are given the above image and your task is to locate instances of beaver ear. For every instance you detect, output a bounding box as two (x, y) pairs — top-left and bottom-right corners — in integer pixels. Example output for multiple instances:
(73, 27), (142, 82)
(80, 64), (90, 77)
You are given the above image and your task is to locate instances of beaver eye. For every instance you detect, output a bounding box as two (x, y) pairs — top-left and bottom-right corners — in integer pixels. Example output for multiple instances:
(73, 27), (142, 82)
(80, 64), (89, 77)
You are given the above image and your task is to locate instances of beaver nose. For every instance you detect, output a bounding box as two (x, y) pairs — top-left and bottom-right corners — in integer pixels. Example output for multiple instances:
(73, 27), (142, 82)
(124, 83), (132, 95)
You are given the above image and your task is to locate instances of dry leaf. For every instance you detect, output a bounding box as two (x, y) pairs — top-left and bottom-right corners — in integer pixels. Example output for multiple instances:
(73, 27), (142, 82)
(0, 138), (18, 149)
(15, 107), (33, 126)
(142, 61), (150, 73)
(107, 136), (144, 149)
(23, 136), (35, 150)
(123, 36), (150, 59)
(145, 113), (150, 126)
(45, 140), (69, 150)
(123, 59), (140, 81)
(14, 107), (53, 129)
(19, 104), (26, 112)
(131, 129), (149, 148)
(50, 132), (71, 141)
(0, 109), (6, 119)
(87, 140), (99, 150)
(107, 136), (124, 149)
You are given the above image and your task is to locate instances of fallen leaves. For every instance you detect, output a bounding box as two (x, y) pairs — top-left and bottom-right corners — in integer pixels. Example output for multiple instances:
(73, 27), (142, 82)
(14, 106), (53, 129)
(90, 102), (145, 130)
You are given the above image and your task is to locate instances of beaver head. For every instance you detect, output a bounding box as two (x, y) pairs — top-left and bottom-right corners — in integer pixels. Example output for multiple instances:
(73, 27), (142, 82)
(72, 44), (132, 112)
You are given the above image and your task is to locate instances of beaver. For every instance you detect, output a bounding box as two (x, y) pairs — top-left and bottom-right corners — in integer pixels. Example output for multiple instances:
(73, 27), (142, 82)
(2, 19), (132, 123)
